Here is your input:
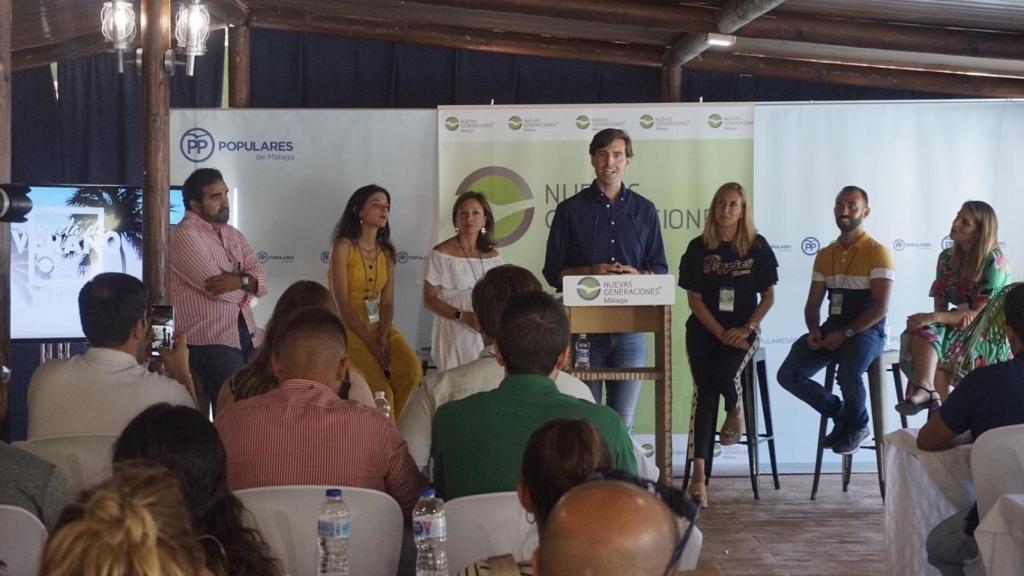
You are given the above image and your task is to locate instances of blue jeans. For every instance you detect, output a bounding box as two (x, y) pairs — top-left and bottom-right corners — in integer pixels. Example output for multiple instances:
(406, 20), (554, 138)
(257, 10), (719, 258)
(575, 332), (646, 430)
(776, 322), (884, 430)
(188, 313), (254, 415)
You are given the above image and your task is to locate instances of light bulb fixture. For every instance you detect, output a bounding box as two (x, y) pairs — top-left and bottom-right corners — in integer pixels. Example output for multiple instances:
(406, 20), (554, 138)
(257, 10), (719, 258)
(100, 1), (137, 74)
(174, 0), (211, 77)
(705, 33), (736, 47)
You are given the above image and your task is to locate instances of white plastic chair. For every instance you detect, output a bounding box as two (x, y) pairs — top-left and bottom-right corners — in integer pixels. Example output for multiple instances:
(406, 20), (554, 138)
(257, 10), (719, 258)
(445, 491), (533, 575)
(13, 433), (118, 497)
(0, 504), (48, 576)
(235, 485), (403, 576)
(971, 423), (1024, 520)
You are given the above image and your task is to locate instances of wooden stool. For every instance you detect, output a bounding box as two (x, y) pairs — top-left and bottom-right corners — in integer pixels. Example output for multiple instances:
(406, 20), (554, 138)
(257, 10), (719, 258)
(810, 349), (899, 501)
(683, 347), (780, 498)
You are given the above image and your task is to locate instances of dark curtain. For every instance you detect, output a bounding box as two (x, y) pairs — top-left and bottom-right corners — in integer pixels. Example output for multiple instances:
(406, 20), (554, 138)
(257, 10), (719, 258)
(55, 29), (225, 186)
(11, 67), (62, 183)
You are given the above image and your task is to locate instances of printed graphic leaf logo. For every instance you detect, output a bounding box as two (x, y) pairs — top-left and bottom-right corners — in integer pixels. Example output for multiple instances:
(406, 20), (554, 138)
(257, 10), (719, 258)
(508, 116), (523, 130)
(577, 277), (601, 301)
(445, 117), (460, 131)
(639, 114), (655, 129)
(707, 114), (723, 128)
(576, 115), (590, 129)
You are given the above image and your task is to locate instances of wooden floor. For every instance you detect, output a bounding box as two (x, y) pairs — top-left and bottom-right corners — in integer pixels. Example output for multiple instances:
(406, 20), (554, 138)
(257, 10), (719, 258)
(682, 474), (885, 576)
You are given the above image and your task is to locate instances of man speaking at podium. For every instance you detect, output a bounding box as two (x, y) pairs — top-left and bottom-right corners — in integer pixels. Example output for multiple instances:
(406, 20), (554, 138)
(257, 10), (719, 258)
(543, 128), (668, 430)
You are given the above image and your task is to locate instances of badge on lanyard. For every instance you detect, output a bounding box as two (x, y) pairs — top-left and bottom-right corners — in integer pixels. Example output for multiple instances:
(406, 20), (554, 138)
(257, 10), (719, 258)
(830, 292), (844, 316)
(365, 296), (381, 324)
(719, 287), (735, 313)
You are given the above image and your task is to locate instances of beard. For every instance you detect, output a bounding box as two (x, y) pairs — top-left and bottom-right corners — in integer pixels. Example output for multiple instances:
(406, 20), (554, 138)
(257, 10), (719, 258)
(836, 215), (862, 232)
(211, 207), (230, 224)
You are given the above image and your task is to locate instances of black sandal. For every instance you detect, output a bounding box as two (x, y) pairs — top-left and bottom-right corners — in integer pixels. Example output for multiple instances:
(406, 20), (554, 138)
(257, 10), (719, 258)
(895, 385), (940, 416)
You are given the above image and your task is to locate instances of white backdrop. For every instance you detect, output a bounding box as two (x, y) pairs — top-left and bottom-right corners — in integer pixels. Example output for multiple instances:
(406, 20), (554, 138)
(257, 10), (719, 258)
(754, 100), (1024, 471)
(170, 109), (438, 350)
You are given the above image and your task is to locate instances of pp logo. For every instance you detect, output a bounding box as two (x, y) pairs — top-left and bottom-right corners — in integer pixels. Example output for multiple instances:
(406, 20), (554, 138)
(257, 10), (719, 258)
(180, 128), (215, 162)
(508, 116), (523, 131)
(320, 251), (330, 264)
(941, 236), (954, 250)
(397, 251), (410, 264)
(801, 237), (821, 256)
(639, 114), (655, 129)
(576, 277), (601, 301)
(575, 115), (590, 130)
(257, 251), (269, 264)
(707, 114), (723, 129)
(456, 166), (534, 248)
(893, 239), (906, 251)
(444, 117), (459, 131)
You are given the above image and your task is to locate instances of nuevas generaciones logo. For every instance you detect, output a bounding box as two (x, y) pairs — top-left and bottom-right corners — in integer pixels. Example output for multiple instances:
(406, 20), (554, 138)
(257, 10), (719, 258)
(455, 166), (534, 247)
(445, 117), (460, 131)
(575, 115), (591, 130)
(577, 277), (602, 301)
(180, 128), (215, 162)
(707, 114), (723, 129)
(508, 116), (523, 131)
(639, 114), (655, 129)
(801, 236), (821, 256)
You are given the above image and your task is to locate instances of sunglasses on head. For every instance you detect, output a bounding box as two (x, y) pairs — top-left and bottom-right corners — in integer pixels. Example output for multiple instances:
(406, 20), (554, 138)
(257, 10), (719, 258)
(586, 468), (701, 576)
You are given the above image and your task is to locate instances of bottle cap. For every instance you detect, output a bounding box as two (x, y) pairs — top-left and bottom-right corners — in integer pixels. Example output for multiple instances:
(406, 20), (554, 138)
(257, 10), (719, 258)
(374, 391), (386, 399)
(326, 488), (342, 498)
(420, 486), (436, 498)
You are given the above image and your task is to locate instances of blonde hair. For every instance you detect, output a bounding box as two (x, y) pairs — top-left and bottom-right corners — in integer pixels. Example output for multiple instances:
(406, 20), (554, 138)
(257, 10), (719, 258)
(40, 463), (206, 576)
(951, 200), (1000, 284)
(702, 182), (757, 258)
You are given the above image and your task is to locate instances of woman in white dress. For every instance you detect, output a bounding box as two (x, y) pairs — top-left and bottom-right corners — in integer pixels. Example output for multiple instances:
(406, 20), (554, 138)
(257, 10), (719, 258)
(423, 191), (504, 371)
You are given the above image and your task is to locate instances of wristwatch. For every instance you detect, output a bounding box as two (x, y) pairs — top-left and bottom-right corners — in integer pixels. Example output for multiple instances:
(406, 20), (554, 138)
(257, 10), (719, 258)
(844, 328), (855, 338)
(240, 274), (251, 289)
(454, 310), (463, 321)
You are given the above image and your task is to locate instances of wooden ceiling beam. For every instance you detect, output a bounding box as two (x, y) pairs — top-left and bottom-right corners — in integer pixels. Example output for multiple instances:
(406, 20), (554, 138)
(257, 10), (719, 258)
(666, 0), (787, 66)
(207, 0), (249, 27)
(404, 0), (1024, 61)
(690, 51), (1024, 98)
(12, 34), (106, 71)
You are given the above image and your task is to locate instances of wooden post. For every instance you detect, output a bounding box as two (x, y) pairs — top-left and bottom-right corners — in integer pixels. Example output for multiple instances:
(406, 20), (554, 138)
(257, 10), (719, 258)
(141, 0), (172, 305)
(661, 64), (682, 102)
(0, 0), (12, 440)
(228, 24), (251, 108)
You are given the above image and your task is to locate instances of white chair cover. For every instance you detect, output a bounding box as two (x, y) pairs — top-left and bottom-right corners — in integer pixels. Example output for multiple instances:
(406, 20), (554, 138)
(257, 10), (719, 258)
(13, 433), (118, 497)
(445, 492), (533, 575)
(970, 424), (1024, 520)
(976, 493), (1024, 576)
(235, 485), (403, 576)
(0, 504), (48, 576)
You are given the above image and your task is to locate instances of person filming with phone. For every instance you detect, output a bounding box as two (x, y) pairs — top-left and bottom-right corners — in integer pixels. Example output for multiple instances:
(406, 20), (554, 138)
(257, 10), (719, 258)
(27, 273), (196, 439)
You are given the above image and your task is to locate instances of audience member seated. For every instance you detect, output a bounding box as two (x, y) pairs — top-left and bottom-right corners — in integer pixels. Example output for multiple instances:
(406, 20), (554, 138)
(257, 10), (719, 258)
(457, 418), (612, 576)
(917, 282), (1024, 576)
(534, 480), (680, 576)
(217, 280), (373, 412)
(39, 463), (211, 576)
(0, 440), (67, 531)
(400, 265), (594, 466)
(27, 272), (195, 439)
(215, 308), (426, 517)
(897, 201), (1010, 414)
(431, 291), (637, 500)
(114, 403), (283, 576)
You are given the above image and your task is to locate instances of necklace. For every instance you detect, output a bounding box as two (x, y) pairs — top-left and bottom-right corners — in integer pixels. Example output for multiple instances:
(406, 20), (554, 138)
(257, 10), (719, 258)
(457, 237), (484, 282)
(357, 240), (380, 300)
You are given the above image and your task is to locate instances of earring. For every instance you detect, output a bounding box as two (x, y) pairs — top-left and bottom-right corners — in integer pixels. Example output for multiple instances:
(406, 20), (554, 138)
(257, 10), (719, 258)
(359, 219), (363, 225)
(481, 226), (487, 234)
(525, 511), (535, 525)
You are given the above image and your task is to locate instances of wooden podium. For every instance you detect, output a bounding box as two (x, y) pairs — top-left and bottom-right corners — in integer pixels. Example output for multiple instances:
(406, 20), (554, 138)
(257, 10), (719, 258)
(566, 303), (673, 482)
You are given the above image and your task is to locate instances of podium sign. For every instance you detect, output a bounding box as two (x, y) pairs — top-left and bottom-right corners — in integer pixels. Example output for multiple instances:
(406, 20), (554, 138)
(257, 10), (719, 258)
(562, 274), (677, 307)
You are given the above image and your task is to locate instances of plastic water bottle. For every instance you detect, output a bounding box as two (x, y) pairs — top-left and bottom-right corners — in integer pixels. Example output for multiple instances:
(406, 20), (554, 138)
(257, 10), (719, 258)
(317, 488), (350, 576)
(574, 333), (591, 370)
(374, 391), (392, 419)
(413, 486), (448, 576)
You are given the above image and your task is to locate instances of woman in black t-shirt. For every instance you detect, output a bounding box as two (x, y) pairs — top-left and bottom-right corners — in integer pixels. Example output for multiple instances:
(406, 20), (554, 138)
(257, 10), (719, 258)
(679, 182), (779, 507)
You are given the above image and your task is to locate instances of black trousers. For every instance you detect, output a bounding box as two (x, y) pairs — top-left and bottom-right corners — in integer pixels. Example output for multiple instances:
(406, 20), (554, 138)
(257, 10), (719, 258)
(686, 323), (757, 460)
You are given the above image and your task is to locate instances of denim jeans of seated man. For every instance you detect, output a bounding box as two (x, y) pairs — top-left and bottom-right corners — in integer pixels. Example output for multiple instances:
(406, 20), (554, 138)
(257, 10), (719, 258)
(574, 332), (646, 432)
(927, 508), (982, 576)
(776, 321), (885, 430)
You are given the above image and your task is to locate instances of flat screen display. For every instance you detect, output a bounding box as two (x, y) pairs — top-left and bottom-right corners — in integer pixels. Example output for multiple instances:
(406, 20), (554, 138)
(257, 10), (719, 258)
(11, 185), (184, 340)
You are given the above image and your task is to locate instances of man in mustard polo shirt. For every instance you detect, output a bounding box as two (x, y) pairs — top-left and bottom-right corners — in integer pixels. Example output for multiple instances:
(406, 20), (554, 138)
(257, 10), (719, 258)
(777, 186), (895, 455)
(430, 291), (637, 500)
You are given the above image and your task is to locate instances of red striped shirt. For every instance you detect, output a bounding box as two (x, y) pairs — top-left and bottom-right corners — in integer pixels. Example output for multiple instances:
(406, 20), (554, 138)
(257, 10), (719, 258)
(168, 211), (268, 348)
(214, 378), (427, 518)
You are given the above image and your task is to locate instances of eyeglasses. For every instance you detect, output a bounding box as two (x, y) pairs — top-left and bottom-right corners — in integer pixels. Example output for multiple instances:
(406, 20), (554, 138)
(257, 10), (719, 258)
(586, 468), (701, 576)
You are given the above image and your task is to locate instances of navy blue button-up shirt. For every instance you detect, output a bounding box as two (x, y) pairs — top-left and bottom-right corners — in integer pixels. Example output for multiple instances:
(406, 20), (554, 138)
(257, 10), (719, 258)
(543, 181), (668, 290)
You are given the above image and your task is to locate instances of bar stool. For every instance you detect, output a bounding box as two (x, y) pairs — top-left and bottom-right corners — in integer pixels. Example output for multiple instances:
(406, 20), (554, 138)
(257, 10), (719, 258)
(810, 349), (900, 501)
(682, 346), (780, 499)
